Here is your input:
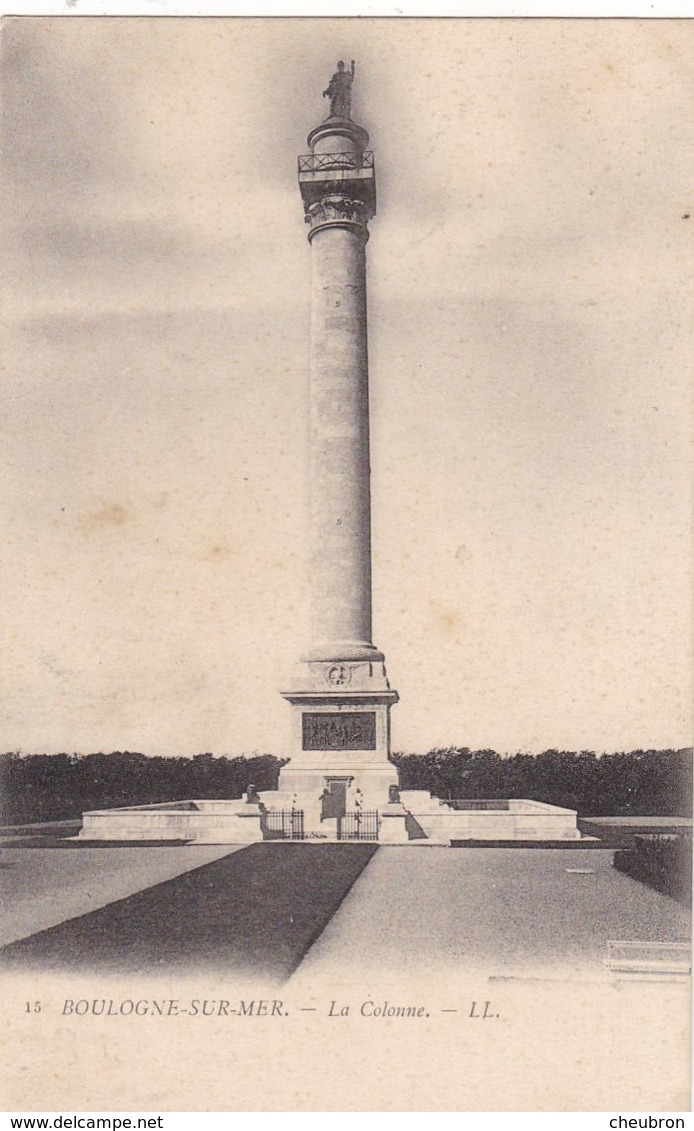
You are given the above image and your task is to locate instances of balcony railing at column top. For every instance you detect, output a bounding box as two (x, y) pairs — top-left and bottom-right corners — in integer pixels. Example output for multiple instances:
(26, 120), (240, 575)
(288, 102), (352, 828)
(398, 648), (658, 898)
(298, 151), (374, 174)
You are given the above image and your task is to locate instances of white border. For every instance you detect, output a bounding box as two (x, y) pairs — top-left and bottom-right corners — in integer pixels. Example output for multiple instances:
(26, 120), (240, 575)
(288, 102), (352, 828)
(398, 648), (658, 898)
(1, 2), (693, 21)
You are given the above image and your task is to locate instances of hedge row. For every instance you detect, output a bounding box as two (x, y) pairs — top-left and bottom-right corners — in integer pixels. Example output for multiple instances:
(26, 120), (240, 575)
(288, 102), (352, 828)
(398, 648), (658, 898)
(613, 834), (692, 908)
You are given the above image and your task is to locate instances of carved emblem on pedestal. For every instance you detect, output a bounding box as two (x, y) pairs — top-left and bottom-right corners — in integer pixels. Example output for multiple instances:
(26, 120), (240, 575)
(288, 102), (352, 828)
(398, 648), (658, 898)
(326, 663), (350, 686)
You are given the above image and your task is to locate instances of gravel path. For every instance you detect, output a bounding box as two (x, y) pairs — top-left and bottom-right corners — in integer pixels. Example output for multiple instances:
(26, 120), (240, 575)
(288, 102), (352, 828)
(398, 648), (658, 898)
(294, 846), (691, 980)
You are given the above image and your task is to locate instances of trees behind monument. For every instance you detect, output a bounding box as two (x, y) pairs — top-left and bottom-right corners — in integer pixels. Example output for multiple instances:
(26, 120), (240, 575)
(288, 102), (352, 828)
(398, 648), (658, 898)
(391, 747), (692, 818)
(0, 747), (690, 826)
(0, 751), (285, 826)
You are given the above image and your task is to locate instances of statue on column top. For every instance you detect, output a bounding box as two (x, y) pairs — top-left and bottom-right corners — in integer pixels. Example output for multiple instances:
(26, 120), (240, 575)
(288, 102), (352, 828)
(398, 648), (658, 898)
(323, 60), (355, 119)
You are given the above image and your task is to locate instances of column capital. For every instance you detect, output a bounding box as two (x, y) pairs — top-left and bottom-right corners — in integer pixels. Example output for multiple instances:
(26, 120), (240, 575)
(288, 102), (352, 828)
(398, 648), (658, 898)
(305, 194), (372, 243)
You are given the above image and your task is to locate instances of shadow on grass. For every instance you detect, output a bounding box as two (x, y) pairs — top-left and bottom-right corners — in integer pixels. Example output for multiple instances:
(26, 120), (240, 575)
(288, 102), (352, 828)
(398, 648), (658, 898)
(0, 843), (378, 982)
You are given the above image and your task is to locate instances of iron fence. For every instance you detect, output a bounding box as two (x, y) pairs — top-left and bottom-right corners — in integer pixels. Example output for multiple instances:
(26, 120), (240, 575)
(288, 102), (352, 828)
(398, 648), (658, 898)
(338, 810), (379, 841)
(443, 799), (510, 811)
(263, 809), (305, 840)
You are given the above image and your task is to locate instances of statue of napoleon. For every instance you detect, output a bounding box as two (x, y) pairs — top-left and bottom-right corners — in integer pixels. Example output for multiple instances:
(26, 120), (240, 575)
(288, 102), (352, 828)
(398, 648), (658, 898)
(323, 60), (356, 119)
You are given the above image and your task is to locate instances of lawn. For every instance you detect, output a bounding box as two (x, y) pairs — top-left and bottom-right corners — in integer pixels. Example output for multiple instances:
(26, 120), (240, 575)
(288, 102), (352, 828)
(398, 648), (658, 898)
(0, 842), (377, 980)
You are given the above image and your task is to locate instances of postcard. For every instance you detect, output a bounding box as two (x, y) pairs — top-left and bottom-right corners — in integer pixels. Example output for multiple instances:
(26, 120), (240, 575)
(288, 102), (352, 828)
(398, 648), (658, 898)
(1, 16), (691, 1113)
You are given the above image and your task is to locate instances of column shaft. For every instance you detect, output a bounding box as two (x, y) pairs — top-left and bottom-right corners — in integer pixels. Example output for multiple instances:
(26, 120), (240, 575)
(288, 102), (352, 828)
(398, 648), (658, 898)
(308, 225), (373, 658)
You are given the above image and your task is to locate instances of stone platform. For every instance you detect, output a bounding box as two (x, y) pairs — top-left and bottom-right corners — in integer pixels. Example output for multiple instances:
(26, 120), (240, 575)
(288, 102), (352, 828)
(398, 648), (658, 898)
(78, 794), (582, 845)
(400, 793), (582, 844)
(79, 799), (264, 844)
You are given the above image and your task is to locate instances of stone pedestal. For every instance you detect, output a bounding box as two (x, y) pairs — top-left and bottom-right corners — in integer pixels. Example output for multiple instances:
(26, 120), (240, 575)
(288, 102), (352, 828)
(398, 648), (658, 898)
(378, 803), (411, 844)
(280, 653), (398, 809)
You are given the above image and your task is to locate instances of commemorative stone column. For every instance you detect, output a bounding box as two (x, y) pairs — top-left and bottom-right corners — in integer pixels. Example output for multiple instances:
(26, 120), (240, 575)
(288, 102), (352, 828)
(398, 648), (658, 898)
(279, 63), (404, 833)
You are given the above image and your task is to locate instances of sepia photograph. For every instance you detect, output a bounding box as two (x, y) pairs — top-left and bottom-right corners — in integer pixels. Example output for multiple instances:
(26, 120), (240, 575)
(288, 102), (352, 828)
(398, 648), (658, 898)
(1, 16), (692, 1112)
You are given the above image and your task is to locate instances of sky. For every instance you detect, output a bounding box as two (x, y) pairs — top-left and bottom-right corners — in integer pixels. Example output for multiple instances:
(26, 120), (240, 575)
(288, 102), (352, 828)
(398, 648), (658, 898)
(2, 17), (692, 756)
